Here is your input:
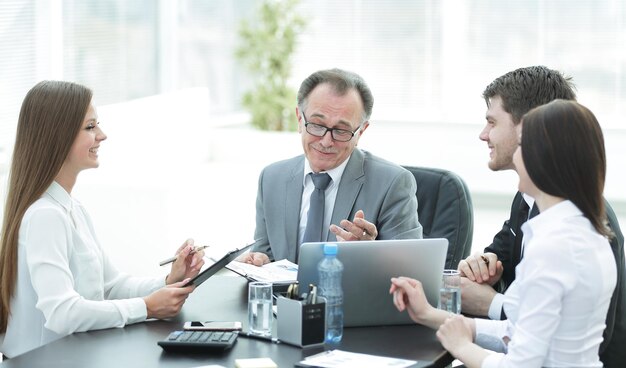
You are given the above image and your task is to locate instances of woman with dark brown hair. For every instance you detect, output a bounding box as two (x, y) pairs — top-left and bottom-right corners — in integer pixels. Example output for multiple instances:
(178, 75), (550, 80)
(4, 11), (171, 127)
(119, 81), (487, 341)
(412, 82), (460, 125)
(0, 81), (204, 358)
(390, 100), (616, 367)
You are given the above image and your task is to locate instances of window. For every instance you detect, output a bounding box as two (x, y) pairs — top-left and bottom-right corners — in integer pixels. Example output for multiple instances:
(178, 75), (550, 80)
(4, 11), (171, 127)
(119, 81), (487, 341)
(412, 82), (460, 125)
(1, 0), (625, 171)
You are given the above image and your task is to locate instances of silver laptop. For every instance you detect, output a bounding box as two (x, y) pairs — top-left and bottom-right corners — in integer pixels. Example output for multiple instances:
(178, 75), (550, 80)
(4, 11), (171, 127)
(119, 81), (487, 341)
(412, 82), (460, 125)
(297, 238), (448, 327)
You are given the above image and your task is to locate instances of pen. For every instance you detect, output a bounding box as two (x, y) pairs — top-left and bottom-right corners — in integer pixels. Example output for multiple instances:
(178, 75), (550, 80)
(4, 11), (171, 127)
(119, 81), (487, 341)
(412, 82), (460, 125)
(237, 331), (281, 344)
(287, 283), (299, 299)
(159, 245), (210, 266)
(307, 284), (317, 304)
(480, 254), (490, 267)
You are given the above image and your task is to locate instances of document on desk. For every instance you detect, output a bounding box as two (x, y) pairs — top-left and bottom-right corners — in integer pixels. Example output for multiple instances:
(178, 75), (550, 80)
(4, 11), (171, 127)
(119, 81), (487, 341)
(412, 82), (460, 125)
(297, 350), (416, 368)
(226, 259), (298, 285)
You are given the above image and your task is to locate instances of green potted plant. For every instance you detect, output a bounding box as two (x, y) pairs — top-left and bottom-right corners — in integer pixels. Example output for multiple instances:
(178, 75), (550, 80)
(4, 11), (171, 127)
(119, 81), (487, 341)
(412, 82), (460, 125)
(235, 0), (306, 131)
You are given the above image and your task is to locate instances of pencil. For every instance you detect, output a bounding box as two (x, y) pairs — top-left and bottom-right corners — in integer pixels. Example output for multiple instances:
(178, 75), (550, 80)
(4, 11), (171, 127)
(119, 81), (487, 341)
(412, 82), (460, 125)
(159, 245), (209, 266)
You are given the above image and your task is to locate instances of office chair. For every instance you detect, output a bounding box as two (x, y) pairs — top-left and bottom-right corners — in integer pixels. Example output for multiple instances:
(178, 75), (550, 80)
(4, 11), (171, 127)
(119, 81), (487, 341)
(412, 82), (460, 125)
(402, 166), (474, 269)
(600, 199), (625, 368)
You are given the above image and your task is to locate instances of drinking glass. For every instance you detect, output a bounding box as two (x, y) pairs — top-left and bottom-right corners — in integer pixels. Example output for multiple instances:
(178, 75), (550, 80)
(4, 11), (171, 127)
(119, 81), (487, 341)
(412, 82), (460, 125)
(248, 281), (273, 336)
(438, 269), (461, 314)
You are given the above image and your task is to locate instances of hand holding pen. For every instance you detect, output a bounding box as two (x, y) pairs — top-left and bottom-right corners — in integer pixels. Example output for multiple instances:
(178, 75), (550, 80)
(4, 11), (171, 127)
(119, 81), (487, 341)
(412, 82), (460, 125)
(160, 244), (210, 266)
(162, 239), (207, 285)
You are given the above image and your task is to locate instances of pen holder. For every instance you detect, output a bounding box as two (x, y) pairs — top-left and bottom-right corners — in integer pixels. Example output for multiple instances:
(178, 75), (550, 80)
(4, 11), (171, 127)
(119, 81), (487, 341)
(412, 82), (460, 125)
(277, 296), (326, 348)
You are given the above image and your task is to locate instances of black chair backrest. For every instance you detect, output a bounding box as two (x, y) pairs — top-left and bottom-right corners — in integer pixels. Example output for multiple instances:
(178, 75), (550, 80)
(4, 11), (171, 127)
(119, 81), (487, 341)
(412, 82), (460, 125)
(600, 199), (625, 367)
(402, 166), (474, 269)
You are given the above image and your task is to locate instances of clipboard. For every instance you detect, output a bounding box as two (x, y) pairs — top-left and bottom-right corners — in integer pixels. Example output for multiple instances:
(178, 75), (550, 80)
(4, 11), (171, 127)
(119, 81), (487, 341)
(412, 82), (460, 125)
(183, 241), (256, 287)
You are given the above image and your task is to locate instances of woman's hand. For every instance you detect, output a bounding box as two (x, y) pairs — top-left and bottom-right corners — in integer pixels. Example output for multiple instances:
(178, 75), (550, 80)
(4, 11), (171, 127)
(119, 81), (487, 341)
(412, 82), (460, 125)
(143, 279), (195, 319)
(437, 314), (475, 356)
(389, 276), (433, 324)
(166, 239), (205, 285)
(436, 315), (485, 366)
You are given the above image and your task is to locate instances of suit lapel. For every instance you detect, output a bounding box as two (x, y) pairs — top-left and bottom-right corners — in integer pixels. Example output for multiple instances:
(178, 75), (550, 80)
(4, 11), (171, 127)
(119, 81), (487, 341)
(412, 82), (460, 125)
(327, 150), (365, 241)
(513, 193), (529, 264)
(285, 157), (304, 261)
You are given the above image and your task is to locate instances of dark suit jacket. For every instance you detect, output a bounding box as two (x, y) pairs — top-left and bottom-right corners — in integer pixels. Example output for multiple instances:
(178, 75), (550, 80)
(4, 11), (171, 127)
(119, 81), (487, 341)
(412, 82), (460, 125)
(251, 149), (423, 263)
(486, 191), (625, 367)
(485, 192), (529, 291)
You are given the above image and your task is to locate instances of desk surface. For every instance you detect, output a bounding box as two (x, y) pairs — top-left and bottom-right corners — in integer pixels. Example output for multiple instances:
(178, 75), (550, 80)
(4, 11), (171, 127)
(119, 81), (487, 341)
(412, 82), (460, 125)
(1, 275), (452, 367)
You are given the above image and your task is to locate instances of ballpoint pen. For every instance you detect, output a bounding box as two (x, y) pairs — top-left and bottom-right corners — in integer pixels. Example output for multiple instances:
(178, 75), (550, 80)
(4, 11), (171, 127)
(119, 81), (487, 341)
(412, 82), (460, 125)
(159, 245), (210, 266)
(306, 284), (317, 304)
(237, 331), (281, 344)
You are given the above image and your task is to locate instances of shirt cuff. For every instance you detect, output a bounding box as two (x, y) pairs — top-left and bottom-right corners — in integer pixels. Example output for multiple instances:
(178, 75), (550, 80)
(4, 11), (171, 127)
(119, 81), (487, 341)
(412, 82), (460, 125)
(481, 352), (505, 368)
(474, 319), (510, 352)
(110, 297), (149, 326)
(474, 317), (493, 336)
(488, 292), (505, 320)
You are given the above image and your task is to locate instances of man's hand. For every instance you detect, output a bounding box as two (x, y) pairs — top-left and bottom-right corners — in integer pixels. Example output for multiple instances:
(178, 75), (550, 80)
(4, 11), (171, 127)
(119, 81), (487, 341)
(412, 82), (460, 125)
(460, 277), (498, 317)
(458, 252), (503, 285)
(330, 210), (378, 241)
(235, 252), (270, 266)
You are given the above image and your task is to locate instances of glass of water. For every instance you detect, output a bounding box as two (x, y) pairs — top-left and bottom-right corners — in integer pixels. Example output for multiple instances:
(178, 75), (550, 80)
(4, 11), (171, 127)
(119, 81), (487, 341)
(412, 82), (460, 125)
(248, 281), (273, 336)
(438, 269), (461, 314)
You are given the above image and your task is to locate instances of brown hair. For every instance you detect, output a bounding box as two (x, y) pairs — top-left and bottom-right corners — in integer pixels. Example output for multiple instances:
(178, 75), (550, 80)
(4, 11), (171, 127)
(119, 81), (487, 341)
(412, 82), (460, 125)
(521, 99), (610, 237)
(483, 65), (577, 125)
(0, 81), (92, 332)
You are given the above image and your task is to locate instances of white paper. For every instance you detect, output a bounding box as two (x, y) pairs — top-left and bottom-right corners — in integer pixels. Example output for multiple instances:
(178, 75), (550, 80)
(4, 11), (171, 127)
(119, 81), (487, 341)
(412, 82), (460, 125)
(299, 349), (417, 368)
(226, 259), (298, 284)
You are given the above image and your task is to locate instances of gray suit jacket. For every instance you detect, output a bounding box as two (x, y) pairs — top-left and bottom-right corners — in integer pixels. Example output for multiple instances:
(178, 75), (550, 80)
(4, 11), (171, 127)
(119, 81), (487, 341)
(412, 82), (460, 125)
(252, 149), (423, 262)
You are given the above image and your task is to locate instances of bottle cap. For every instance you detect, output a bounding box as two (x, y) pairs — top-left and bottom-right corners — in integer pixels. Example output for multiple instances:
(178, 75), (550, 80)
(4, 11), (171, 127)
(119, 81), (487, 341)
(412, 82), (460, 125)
(323, 243), (338, 256)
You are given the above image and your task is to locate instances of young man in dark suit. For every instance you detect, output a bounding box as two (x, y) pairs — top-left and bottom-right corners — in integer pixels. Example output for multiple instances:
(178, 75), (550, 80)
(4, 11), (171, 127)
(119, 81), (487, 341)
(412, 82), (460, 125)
(458, 65), (625, 367)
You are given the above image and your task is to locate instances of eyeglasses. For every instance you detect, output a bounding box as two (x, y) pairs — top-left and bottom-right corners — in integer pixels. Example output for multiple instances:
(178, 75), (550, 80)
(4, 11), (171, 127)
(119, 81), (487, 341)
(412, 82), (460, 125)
(302, 112), (363, 142)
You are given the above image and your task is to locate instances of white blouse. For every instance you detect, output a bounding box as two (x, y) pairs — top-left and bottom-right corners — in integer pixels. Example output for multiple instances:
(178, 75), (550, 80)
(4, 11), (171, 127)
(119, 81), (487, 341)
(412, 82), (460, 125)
(0, 182), (164, 358)
(475, 200), (616, 368)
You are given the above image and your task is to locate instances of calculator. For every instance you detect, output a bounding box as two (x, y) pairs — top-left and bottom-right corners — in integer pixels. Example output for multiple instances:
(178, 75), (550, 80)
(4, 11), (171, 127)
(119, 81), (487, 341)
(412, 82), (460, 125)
(158, 330), (238, 352)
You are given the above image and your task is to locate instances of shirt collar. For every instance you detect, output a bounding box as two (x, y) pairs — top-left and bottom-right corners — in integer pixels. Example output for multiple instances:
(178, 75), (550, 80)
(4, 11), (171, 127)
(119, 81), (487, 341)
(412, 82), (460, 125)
(521, 192), (535, 210)
(45, 181), (73, 212)
(521, 199), (582, 241)
(302, 155), (350, 186)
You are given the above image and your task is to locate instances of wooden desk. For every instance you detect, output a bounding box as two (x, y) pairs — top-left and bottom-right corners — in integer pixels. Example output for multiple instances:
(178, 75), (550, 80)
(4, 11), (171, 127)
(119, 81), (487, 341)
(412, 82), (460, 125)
(1, 275), (453, 367)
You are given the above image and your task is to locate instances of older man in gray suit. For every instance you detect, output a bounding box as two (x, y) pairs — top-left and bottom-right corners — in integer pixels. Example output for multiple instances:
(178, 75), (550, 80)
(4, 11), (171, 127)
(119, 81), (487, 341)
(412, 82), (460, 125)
(240, 68), (423, 265)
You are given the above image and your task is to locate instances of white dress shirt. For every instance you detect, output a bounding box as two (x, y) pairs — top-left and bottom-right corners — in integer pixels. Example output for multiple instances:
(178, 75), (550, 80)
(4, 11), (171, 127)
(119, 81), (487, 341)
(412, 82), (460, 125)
(476, 200), (616, 368)
(298, 157), (349, 245)
(0, 181), (165, 358)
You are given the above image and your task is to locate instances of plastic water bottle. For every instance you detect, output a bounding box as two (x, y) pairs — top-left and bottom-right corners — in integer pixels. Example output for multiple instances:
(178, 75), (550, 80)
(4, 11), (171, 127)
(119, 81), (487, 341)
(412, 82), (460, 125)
(317, 243), (344, 344)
